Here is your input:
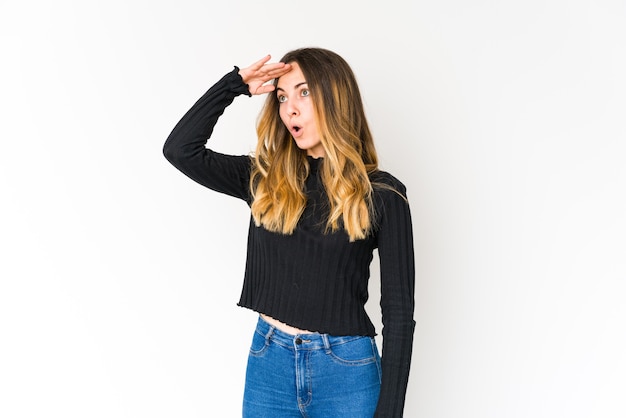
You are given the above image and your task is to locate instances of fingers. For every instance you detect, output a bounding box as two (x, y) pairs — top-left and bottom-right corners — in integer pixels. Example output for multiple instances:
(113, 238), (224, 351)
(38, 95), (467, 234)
(256, 84), (277, 95)
(250, 54), (272, 70)
(247, 55), (291, 76)
(239, 55), (293, 95)
(264, 62), (292, 78)
(255, 62), (291, 80)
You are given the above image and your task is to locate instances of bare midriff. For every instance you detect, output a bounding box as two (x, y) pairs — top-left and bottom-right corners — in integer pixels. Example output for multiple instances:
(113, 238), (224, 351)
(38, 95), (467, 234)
(260, 314), (314, 335)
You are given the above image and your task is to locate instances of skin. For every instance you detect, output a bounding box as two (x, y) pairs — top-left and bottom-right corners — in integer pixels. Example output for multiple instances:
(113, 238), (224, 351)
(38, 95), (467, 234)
(238, 56), (317, 334)
(239, 55), (325, 159)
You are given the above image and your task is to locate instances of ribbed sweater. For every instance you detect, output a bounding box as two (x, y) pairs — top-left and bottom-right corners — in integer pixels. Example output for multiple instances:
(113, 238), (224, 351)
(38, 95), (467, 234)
(163, 68), (415, 417)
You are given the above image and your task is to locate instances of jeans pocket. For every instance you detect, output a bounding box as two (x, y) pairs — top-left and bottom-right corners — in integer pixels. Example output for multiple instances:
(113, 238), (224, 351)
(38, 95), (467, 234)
(248, 329), (269, 357)
(327, 336), (377, 366)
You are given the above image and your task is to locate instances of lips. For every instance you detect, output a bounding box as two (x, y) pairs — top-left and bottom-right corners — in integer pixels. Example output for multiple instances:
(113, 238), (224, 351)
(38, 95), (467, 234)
(290, 125), (303, 138)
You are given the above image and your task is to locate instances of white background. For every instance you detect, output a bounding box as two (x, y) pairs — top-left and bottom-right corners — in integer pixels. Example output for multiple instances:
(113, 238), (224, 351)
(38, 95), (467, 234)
(1, 0), (625, 417)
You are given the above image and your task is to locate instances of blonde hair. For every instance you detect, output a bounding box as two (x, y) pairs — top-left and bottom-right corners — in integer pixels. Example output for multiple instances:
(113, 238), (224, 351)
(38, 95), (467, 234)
(250, 48), (379, 241)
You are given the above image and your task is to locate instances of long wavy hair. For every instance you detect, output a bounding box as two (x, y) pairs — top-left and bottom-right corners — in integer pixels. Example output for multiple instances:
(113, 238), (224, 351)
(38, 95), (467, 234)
(250, 47), (379, 241)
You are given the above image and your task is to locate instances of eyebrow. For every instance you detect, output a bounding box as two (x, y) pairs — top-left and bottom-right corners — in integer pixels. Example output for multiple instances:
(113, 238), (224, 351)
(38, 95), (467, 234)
(276, 81), (308, 92)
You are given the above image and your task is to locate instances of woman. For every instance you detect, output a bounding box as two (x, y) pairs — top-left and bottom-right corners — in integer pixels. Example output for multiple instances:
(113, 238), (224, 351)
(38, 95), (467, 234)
(164, 47), (415, 417)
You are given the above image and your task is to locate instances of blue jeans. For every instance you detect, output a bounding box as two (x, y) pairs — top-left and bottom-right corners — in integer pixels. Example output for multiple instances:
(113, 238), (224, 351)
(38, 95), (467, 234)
(243, 316), (382, 417)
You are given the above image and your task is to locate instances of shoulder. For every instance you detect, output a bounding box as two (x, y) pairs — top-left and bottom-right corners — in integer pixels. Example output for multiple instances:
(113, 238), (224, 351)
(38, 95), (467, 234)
(369, 170), (411, 223)
(369, 170), (413, 232)
(369, 169), (408, 197)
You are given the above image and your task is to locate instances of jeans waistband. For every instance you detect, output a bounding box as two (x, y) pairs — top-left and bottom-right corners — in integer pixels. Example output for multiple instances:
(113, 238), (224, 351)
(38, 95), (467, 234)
(255, 315), (366, 351)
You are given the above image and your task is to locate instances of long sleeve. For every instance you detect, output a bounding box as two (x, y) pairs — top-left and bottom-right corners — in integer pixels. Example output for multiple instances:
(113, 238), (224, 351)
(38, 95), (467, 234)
(374, 179), (416, 417)
(163, 67), (253, 202)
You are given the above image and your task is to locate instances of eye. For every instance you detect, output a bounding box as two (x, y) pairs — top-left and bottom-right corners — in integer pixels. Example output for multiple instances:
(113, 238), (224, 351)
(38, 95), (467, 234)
(277, 95), (287, 103)
(301, 89), (310, 97)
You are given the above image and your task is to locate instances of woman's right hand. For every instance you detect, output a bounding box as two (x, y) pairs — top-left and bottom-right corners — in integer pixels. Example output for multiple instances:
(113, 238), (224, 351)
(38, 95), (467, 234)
(238, 55), (292, 96)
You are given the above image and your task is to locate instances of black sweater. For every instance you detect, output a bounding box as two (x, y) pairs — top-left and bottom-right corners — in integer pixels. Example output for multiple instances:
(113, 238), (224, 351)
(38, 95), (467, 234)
(163, 68), (415, 417)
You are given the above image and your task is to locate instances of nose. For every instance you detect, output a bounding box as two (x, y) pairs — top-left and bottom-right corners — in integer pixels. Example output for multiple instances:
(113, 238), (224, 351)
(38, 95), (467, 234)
(285, 99), (299, 116)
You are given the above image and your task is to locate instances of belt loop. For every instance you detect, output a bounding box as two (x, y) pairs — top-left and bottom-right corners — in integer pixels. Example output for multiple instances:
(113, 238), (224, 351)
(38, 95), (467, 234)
(321, 334), (331, 350)
(265, 325), (275, 343)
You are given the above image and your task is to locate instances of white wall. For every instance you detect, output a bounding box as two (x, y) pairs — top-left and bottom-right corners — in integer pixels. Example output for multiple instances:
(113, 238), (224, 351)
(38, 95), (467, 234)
(1, 1), (624, 417)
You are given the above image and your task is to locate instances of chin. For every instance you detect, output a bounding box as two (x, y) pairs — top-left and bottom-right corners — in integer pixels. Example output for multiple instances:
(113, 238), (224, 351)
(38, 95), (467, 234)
(293, 141), (310, 151)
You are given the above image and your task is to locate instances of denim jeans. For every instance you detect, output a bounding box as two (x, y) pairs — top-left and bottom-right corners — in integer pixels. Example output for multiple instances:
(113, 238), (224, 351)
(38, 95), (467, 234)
(242, 316), (382, 417)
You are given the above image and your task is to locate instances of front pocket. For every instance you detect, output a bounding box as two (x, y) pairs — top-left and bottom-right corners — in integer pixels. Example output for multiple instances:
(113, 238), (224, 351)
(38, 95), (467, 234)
(248, 329), (269, 356)
(327, 336), (377, 366)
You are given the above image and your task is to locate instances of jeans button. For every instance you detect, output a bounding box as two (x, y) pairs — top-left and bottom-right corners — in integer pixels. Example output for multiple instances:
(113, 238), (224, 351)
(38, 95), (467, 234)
(295, 337), (303, 345)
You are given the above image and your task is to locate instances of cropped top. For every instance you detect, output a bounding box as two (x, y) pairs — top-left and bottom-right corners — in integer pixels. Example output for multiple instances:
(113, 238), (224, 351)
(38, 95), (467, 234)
(163, 67), (415, 416)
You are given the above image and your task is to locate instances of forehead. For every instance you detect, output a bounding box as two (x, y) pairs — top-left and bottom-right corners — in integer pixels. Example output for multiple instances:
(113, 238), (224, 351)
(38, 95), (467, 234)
(277, 62), (306, 89)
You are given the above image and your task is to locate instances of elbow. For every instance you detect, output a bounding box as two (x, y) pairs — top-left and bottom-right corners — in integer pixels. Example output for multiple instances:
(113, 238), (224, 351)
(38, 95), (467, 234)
(162, 139), (180, 166)
(163, 137), (201, 173)
(162, 142), (173, 162)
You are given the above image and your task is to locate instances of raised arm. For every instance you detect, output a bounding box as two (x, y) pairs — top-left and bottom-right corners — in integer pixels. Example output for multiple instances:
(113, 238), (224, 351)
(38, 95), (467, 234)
(162, 56), (291, 202)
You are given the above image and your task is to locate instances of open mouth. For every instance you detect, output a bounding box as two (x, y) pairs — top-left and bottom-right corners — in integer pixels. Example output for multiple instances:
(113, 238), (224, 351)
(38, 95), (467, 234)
(293, 126), (301, 133)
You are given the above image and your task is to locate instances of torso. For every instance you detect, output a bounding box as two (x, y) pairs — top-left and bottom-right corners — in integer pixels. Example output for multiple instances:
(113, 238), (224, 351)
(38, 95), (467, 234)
(260, 314), (314, 335)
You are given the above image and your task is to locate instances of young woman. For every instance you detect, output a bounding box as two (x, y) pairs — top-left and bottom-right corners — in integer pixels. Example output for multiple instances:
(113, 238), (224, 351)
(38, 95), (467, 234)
(164, 47), (415, 417)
